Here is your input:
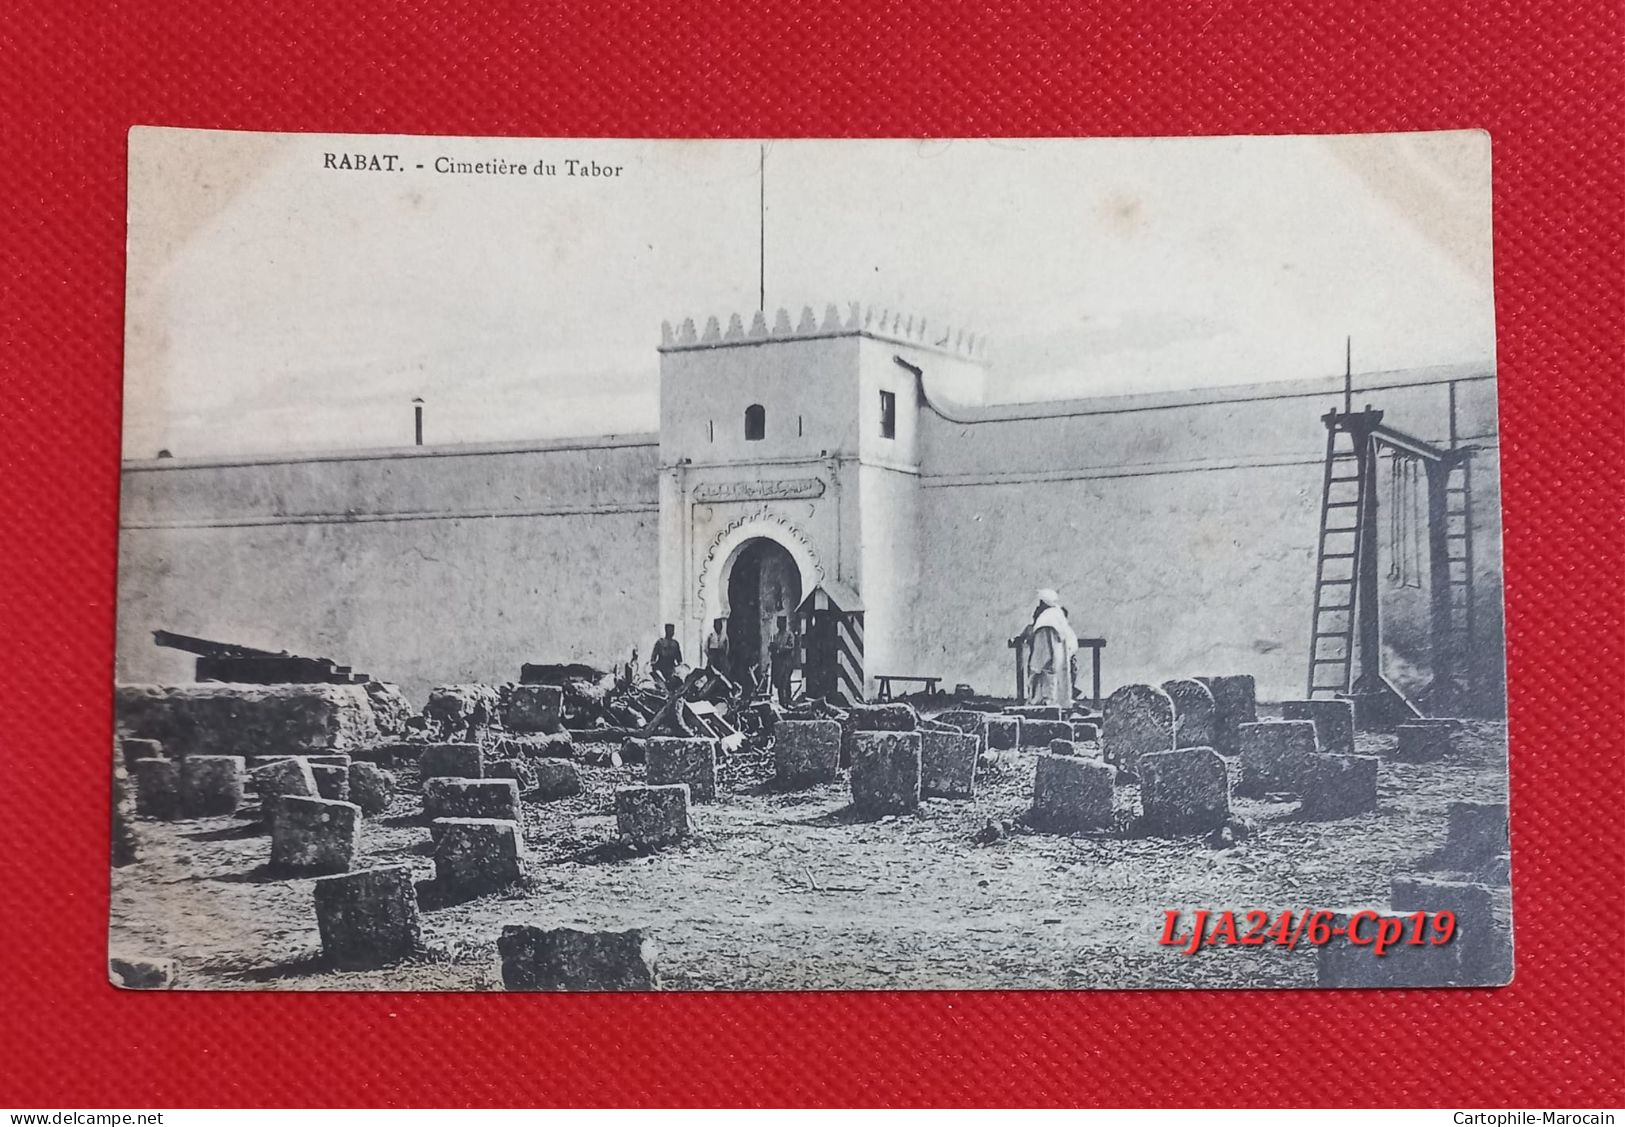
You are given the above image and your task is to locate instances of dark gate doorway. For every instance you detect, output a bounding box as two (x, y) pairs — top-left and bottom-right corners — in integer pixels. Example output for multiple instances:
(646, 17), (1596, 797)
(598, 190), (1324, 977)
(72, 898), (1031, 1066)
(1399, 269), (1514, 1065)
(724, 538), (801, 686)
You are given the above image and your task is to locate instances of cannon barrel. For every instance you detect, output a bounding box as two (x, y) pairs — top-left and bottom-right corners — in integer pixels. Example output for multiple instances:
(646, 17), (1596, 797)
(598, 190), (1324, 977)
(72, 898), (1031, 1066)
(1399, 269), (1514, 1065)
(152, 630), (285, 659)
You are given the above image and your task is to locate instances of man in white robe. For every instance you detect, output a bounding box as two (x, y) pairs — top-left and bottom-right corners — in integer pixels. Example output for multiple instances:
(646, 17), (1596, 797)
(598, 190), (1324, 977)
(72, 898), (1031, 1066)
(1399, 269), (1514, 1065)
(1026, 588), (1079, 707)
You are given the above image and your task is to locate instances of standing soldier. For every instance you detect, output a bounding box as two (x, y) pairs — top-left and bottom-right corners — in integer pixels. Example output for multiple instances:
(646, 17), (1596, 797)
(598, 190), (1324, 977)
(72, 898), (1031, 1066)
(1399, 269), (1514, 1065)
(704, 617), (731, 676)
(768, 614), (797, 706)
(650, 623), (683, 691)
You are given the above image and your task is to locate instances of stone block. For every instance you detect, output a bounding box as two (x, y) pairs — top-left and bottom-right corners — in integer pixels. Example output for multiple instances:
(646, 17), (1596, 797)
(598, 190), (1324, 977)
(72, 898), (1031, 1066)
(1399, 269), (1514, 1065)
(1072, 722), (1100, 742)
(108, 953), (175, 990)
(1237, 720), (1319, 796)
(1299, 754), (1379, 819)
(1390, 876), (1513, 986)
(1435, 800), (1510, 868)
(1480, 852), (1512, 885)
(418, 742), (484, 783)
(499, 925), (660, 991)
(1004, 705), (1061, 721)
(311, 763), (350, 802)
(502, 683), (564, 733)
(490, 731), (576, 760)
(1195, 674), (1257, 756)
(179, 755), (244, 817)
(114, 682), (379, 757)
(774, 719), (842, 787)
(424, 777), (521, 822)
(921, 729), (979, 799)
(985, 717), (1020, 751)
(250, 757), (318, 826)
(1161, 679), (1218, 749)
(307, 753), (355, 772)
(932, 710), (990, 747)
(1282, 698), (1357, 755)
(1396, 723), (1455, 761)
(849, 731), (922, 815)
(1103, 684), (1176, 777)
(313, 864), (423, 968)
(347, 762), (396, 816)
(848, 701), (919, 730)
(530, 760), (583, 800)
(1315, 909), (1463, 988)
(1030, 754), (1114, 832)
(111, 767), (139, 867)
(487, 757), (537, 790)
(270, 796), (361, 875)
(363, 680), (415, 736)
(1139, 747), (1230, 835)
(1049, 738), (1077, 756)
(1019, 718), (1074, 747)
(841, 702), (918, 766)
(615, 784), (690, 847)
(429, 817), (527, 898)
(121, 738), (163, 771)
(351, 742), (423, 767)
(131, 758), (180, 820)
(646, 737), (719, 803)
(425, 683), (501, 734)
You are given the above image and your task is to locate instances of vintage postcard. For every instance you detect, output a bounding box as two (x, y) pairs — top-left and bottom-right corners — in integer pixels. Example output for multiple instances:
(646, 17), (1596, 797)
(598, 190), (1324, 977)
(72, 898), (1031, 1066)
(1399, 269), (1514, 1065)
(110, 127), (1512, 991)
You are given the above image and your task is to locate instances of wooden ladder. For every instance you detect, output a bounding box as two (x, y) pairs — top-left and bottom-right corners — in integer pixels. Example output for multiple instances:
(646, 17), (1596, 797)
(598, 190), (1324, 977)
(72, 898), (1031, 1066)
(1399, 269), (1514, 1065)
(1306, 419), (1369, 698)
(1440, 454), (1477, 672)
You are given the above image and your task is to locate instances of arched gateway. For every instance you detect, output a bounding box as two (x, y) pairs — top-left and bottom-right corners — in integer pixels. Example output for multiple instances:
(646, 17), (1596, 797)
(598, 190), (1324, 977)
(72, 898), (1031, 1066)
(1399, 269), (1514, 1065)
(655, 303), (990, 701)
(721, 537), (801, 682)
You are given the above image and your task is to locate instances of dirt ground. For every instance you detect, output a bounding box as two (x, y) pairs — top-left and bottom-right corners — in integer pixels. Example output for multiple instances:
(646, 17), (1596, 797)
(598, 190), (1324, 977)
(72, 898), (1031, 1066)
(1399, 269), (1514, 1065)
(108, 716), (1510, 991)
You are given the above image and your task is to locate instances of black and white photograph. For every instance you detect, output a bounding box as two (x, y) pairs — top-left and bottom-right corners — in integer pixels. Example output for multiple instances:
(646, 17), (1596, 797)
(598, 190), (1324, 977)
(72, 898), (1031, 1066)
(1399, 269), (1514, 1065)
(109, 127), (1513, 992)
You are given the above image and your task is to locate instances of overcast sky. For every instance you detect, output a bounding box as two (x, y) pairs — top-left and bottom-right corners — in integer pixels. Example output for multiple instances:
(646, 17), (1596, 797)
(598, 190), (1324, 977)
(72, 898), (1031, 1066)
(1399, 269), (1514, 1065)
(123, 129), (1494, 459)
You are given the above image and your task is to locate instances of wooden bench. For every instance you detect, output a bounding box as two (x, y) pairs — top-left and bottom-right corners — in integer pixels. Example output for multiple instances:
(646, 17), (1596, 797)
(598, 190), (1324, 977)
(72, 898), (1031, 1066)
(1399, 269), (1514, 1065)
(874, 675), (941, 701)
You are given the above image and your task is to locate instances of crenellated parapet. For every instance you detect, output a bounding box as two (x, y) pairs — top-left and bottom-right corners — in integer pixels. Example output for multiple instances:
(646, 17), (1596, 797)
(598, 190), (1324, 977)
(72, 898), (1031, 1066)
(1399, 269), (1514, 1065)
(659, 302), (988, 362)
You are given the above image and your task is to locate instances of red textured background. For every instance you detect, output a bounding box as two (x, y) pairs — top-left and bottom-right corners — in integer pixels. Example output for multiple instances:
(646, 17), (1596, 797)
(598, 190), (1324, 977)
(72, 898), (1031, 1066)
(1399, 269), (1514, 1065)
(2, 0), (1621, 1108)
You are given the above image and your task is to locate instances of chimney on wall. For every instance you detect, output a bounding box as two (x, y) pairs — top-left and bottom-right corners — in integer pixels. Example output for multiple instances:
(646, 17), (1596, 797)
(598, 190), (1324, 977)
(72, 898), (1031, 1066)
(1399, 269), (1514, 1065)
(412, 397), (425, 446)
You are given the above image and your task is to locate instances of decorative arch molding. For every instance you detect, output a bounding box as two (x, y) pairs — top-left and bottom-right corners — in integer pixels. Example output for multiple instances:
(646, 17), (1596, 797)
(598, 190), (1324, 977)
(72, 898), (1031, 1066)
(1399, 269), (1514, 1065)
(694, 506), (825, 624)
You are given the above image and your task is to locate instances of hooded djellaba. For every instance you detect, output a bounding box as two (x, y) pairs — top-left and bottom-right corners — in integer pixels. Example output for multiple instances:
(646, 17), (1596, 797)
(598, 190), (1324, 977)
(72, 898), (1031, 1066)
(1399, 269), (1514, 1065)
(1026, 588), (1079, 707)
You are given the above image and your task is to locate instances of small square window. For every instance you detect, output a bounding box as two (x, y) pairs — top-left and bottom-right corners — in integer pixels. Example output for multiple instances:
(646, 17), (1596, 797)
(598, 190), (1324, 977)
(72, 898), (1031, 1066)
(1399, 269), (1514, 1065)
(879, 390), (897, 439)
